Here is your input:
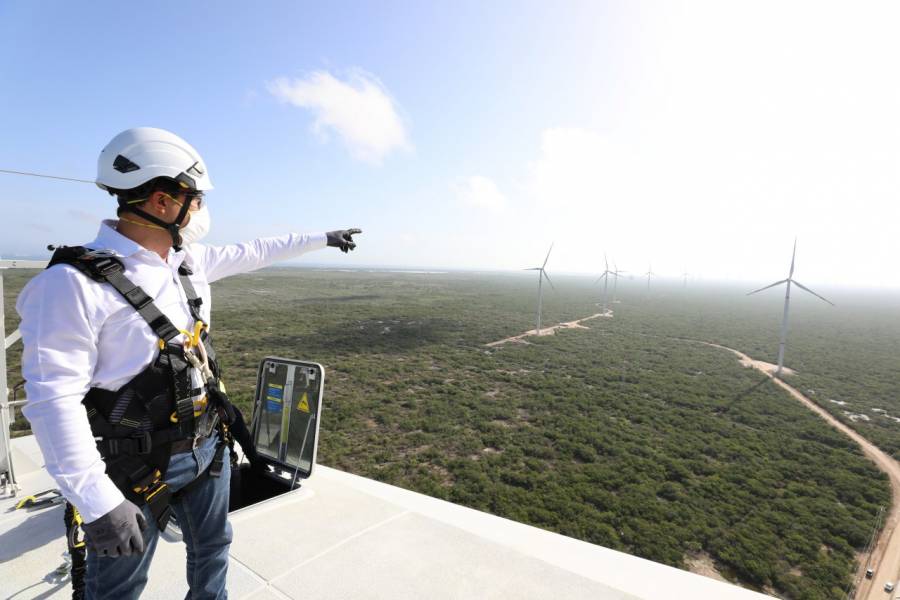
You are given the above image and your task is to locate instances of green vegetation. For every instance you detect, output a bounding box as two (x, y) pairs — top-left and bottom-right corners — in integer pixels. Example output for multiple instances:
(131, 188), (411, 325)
(4, 268), (897, 599)
(616, 285), (900, 462)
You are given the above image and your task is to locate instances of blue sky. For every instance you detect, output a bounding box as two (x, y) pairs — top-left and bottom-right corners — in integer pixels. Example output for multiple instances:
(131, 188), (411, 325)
(3, 2), (900, 287)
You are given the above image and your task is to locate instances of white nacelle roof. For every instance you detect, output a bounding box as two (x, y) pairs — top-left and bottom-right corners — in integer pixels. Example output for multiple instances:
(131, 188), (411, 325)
(0, 435), (772, 599)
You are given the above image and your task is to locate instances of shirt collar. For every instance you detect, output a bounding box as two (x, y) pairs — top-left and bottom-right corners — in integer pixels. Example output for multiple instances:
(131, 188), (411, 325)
(87, 220), (144, 257)
(88, 219), (187, 268)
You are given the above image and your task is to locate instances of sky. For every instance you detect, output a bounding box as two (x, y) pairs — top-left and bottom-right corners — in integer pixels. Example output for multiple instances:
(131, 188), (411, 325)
(2, 1), (900, 288)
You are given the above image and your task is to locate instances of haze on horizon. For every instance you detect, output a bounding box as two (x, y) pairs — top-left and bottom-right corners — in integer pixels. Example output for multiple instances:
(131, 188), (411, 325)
(2, 1), (899, 289)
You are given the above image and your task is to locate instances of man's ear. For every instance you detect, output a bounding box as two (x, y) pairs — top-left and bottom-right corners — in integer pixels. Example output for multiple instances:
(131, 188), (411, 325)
(147, 191), (171, 216)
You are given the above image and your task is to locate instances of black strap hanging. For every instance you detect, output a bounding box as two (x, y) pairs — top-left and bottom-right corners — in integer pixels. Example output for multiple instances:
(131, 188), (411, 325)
(64, 502), (87, 600)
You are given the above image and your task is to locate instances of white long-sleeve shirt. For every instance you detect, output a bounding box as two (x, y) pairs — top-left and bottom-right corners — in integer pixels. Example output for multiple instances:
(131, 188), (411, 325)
(17, 220), (327, 522)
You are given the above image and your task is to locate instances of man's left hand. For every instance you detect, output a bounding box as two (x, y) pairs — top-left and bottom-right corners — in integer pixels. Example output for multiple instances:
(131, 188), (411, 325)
(326, 228), (362, 253)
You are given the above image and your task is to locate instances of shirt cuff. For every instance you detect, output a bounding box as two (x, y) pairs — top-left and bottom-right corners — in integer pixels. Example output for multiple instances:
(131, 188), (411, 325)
(307, 232), (328, 251)
(78, 475), (126, 524)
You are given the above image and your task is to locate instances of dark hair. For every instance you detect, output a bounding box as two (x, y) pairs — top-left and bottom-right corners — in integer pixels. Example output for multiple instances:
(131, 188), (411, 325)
(109, 177), (183, 215)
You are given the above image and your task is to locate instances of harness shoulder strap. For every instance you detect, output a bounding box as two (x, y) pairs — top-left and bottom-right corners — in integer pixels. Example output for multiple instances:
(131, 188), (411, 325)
(47, 246), (181, 342)
(177, 263), (204, 322)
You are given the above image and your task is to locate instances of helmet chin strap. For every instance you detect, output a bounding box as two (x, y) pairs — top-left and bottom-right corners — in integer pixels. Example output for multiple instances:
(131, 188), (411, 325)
(125, 193), (193, 251)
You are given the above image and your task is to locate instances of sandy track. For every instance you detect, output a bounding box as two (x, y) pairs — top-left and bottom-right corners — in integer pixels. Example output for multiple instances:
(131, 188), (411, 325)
(701, 342), (899, 600)
(485, 311), (612, 347)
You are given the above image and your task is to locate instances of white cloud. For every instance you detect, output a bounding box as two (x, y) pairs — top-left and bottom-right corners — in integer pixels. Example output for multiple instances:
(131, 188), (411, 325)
(456, 175), (508, 213)
(267, 70), (411, 164)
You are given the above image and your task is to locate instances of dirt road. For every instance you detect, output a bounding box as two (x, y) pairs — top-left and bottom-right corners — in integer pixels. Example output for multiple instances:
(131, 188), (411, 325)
(703, 342), (900, 600)
(486, 311), (612, 347)
(486, 314), (897, 596)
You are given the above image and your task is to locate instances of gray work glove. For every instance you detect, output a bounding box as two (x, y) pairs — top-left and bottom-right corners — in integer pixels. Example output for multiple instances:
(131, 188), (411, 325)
(326, 228), (362, 253)
(82, 499), (148, 558)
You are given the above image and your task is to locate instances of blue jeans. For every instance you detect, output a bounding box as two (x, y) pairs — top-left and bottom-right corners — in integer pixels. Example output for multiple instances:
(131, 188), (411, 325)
(84, 434), (233, 600)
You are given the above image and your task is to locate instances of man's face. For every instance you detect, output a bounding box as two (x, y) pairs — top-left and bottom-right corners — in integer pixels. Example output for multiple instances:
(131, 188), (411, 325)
(152, 190), (203, 225)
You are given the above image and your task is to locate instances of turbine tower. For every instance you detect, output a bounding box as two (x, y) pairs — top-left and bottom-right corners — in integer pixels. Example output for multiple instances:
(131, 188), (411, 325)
(645, 264), (655, 291)
(746, 239), (833, 377)
(682, 268), (689, 288)
(595, 253), (614, 312)
(611, 261), (626, 302)
(525, 244), (555, 334)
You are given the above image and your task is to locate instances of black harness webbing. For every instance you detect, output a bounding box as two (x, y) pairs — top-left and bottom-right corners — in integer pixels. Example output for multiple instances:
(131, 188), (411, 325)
(51, 247), (203, 442)
(177, 263), (205, 322)
(104, 268), (181, 341)
(47, 247), (181, 343)
(177, 264), (237, 429)
(45, 246), (230, 530)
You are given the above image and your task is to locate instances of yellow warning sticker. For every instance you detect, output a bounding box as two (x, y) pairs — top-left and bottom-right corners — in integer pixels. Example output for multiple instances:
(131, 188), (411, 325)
(297, 392), (310, 413)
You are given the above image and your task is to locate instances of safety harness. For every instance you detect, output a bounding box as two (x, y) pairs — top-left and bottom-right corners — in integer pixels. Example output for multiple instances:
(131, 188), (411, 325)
(47, 246), (236, 531)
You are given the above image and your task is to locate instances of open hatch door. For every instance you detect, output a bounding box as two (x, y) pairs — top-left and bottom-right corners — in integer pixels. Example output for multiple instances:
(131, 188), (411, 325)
(165, 357), (324, 536)
(249, 357), (324, 488)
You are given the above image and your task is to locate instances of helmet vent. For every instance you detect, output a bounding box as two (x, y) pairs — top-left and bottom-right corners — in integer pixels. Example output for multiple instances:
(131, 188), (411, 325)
(113, 154), (141, 173)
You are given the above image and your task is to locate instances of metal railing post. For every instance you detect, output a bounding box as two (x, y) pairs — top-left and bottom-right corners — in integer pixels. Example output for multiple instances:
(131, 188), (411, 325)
(0, 270), (15, 495)
(0, 258), (49, 496)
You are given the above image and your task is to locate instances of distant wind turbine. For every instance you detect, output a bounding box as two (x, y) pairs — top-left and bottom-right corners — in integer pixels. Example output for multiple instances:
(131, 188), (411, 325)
(645, 264), (655, 291)
(594, 253), (614, 312)
(682, 268), (689, 288)
(746, 239), (834, 377)
(611, 261), (626, 302)
(525, 244), (555, 334)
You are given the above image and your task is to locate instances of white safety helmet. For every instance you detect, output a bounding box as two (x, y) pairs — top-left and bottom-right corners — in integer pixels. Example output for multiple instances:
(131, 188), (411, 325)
(95, 127), (213, 192)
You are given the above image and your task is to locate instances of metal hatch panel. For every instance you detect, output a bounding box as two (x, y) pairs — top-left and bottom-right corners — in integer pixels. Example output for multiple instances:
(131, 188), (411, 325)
(250, 356), (324, 486)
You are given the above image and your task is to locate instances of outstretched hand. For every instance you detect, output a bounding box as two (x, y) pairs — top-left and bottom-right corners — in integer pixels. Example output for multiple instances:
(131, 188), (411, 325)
(326, 228), (362, 253)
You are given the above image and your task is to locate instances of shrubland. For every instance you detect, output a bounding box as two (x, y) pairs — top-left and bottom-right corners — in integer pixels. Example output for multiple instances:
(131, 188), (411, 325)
(4, 267), (897, 599)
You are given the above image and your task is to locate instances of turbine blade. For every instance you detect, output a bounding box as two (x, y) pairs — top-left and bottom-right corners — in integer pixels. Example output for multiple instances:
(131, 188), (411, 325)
(746, 279), (788, 296)
(542, 243), (554, 269)
(792, 280), (835, 306)
(595, 273), (607, 285)
(789, 238), (797, 277)
(524, 267), (541, 270)
(542, 269), (556, 290)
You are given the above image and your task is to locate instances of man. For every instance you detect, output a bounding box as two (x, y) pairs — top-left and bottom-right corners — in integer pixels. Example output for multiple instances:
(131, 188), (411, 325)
(16, 127), (361, 599)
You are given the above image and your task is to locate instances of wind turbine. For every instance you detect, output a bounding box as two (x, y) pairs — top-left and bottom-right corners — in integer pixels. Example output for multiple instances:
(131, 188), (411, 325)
(645, 264), (655, 291)
(746, 239), (833, 377)
(682, 268), (689, 288)
(525, 244), (555, 334)
(595, 253), (614, 312)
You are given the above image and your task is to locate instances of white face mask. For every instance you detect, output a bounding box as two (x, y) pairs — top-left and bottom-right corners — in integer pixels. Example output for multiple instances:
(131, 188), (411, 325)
(179, 205), (211, 245)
